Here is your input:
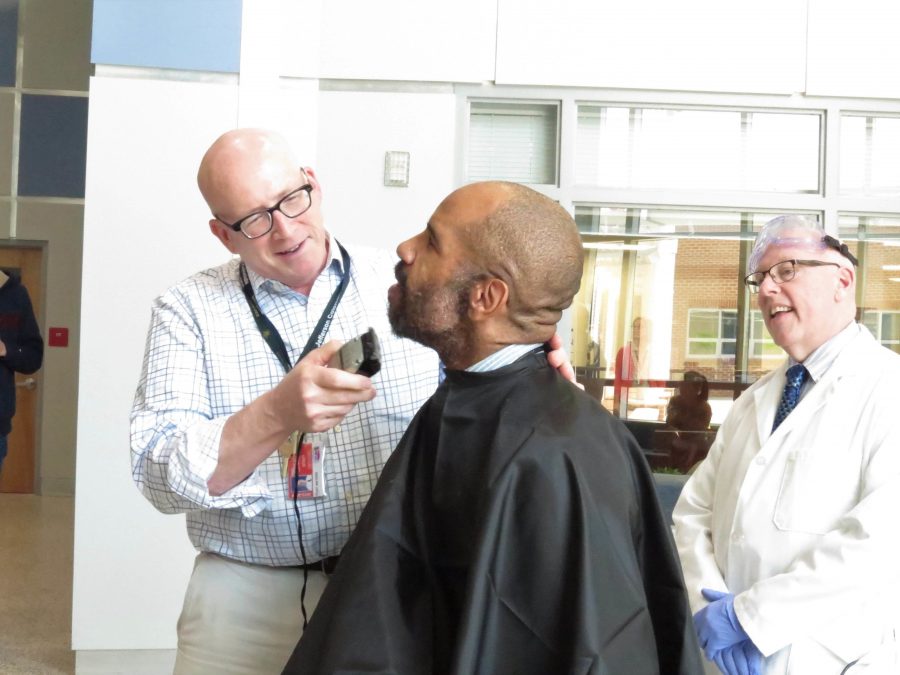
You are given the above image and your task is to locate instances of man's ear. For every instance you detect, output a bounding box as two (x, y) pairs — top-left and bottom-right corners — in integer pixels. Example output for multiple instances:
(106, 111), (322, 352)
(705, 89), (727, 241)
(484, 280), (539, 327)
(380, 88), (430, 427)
(835, 265), (854, 301)
(304, 167), (320, 195)
(469, 277), (508, 321)
(209, 219), (239, 254)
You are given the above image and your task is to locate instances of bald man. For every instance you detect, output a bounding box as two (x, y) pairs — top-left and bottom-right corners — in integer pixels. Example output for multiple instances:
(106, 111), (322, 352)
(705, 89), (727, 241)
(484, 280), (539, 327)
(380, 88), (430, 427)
(674, 215), (900, 674)
(284, 182), (702, 675)
(131, 128), (441, 674)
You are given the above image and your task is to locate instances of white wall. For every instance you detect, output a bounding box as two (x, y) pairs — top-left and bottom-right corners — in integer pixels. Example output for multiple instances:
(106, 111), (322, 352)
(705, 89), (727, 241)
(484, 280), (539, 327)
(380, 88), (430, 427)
(73, 74), (238, 650)
(315, 0), (496, 83)
(316, 87), (458, 248)
(807, 0), (900, 98)
(496, 0), (807, 93)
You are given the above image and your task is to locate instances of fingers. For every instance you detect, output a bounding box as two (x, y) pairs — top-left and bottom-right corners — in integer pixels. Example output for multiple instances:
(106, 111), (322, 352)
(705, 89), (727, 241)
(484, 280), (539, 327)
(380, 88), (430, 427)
(306, 339), (344, 366)
(274, 342), (378, 432)
(720, 644), (739, 675)
(709, 641), (758, 675)
(300, 341), (377, 392)
(546, 334), (579, 386)
(304, 407), (356, 433)
(744, 641), (763, 675)
(713, 650), (727, 675)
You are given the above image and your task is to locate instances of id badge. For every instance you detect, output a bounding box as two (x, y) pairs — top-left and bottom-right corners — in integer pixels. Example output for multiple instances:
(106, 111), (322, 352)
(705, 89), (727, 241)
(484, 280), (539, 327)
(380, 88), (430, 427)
(285, 433), (327, 500)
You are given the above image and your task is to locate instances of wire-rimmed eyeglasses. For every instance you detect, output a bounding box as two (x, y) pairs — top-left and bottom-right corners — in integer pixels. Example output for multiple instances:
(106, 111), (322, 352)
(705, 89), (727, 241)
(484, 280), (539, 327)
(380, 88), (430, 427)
(744, 259), (841, 294)
(218, 183), (313, 240)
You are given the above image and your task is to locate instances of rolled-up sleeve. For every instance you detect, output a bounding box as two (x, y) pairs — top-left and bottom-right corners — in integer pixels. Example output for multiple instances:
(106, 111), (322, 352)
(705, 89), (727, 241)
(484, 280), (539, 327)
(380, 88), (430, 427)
(130, 293), (272, 518)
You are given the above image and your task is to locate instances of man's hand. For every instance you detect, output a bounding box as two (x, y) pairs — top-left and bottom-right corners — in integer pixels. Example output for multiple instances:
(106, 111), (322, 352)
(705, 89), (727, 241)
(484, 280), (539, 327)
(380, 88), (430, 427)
(546, 333), (583, 389)
(0, 338), (6, 357)
(693, 588), (749, 662)
(209, 340), (376, 496)
(271, 340), (376, 433)
(713, 639), (763, 675)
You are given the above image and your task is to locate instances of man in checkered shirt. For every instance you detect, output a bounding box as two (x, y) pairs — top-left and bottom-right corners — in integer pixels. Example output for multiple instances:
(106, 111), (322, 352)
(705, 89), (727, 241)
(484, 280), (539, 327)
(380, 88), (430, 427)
(130, 128), (446, 674)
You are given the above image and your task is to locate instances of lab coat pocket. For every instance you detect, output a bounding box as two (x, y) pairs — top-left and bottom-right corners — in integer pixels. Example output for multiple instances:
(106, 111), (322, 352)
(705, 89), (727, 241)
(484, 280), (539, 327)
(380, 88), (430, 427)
(773, 449), (859, 535)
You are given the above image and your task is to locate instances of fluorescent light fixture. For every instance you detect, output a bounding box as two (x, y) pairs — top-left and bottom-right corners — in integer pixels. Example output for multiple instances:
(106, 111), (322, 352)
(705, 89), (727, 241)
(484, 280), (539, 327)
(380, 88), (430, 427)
(883, 265), (900, 271)
(890, 277), (900, 283)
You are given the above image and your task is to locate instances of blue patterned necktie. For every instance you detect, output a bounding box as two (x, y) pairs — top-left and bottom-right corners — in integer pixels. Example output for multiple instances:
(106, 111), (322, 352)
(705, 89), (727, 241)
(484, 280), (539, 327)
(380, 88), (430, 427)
(772, 364), (808, 431)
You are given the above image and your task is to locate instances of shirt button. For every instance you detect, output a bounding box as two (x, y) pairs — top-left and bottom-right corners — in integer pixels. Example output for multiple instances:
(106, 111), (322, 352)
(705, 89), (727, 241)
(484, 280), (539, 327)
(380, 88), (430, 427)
(731, 533), (744, 543)
(755, 455), (767, 465)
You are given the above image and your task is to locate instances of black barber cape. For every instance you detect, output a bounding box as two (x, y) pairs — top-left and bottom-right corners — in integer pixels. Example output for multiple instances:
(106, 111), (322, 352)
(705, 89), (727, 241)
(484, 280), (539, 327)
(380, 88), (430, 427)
(283, 349), (702, 675)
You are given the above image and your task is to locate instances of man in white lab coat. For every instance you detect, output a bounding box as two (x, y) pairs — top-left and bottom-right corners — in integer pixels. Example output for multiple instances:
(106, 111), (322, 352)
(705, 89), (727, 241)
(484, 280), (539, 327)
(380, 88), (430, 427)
(674, 215), (900, 675)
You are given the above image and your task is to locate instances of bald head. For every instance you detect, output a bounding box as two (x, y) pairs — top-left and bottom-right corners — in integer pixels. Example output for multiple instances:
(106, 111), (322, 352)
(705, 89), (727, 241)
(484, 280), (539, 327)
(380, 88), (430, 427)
(458, 181), (584, 338)
(197, 128), (331, 295)
(197, 128), (298, 220)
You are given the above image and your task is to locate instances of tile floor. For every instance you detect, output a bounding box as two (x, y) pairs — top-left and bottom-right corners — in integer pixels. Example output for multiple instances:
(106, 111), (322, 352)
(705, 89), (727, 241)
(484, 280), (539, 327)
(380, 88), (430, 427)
(0, 493), (75, 674)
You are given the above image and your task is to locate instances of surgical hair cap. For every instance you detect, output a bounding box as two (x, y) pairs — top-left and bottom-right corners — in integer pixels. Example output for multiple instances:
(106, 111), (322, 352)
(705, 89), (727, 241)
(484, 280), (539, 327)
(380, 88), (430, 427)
(748, 215), (829, 274)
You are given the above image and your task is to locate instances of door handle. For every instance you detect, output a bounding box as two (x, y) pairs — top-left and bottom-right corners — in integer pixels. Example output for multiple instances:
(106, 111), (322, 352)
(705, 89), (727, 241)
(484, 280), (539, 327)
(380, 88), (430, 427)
(16, 377), (37, 391)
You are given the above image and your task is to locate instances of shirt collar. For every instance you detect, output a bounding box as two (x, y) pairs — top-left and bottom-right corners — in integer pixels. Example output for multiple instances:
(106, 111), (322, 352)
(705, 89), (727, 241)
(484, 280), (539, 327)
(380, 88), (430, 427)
(790, 320), (859, 384)
(466, 343), (543, 372)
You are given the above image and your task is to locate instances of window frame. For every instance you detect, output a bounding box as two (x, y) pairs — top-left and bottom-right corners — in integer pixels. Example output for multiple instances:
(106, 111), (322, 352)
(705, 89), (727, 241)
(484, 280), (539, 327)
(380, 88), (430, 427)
(687, 308), (737, 359)
(862, 309), (900, 350)
(457, 84), (900, 418)
(466, 98), (561, 186)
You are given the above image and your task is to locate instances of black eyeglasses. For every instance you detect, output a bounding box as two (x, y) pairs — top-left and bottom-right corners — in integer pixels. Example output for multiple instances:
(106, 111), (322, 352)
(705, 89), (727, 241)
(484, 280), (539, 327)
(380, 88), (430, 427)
(218, 184), (313, 240)
(744, 259), (840, 294)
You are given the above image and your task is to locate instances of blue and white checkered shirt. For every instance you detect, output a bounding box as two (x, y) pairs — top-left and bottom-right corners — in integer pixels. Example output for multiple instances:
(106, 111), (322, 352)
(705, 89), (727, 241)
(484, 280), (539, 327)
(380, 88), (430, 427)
(466, 343), (543, 372)
(131, 240), (439, 566)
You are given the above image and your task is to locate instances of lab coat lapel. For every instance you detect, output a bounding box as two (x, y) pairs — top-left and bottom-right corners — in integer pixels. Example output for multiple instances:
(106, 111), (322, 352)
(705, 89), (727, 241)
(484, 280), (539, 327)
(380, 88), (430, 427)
(753, 363), (787, 444)
(772, 376), (833, 438)
(760, 328), (872, 441)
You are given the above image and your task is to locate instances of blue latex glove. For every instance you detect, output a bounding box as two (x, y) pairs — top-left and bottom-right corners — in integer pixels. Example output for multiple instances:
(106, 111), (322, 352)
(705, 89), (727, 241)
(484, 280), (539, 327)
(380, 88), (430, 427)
(693, 588), (750, 662)
(713, 639), (763, 675)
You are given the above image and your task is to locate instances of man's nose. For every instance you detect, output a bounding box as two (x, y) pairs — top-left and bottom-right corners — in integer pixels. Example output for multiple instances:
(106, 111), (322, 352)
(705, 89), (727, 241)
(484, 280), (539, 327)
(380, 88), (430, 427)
(759, 272), (780, 295)
(270, 209), (294, 236)
(396, 236), (416, 263)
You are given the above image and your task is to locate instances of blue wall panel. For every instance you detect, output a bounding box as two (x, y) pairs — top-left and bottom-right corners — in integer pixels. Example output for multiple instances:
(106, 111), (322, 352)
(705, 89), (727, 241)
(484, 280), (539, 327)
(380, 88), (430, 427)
(91, 0), (242, 74)
(19, 94), (89, 198)
(0, 3), (18, 87)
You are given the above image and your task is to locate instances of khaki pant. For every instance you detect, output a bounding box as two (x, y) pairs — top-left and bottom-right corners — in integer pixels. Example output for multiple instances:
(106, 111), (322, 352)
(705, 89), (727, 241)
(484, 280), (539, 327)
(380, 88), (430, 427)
(174, 552), (328, 675)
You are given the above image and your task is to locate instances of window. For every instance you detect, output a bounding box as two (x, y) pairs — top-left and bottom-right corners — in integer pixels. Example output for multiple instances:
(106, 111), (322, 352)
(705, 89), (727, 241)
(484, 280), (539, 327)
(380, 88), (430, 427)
(463, 87), (900, 437)
(688, 309), (736, 357)
(571, 205), (804, 427)
(467, 101), (558, 185)
(686, 309), (781, 359)
(750, 311), (784, 358)
(839, 214), (900, 354)
(576, 105), (821, 193)
(862, 310), (900, 353)
(840, 115), (900, 197)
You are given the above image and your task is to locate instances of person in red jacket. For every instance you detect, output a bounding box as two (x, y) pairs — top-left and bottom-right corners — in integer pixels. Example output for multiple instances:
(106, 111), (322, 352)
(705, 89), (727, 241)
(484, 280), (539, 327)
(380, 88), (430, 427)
(614, 316), (664, 415)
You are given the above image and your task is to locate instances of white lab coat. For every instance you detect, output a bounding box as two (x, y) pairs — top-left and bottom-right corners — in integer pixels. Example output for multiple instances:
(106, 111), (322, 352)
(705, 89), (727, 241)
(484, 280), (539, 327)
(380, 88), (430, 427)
(674, 326), (900, 675)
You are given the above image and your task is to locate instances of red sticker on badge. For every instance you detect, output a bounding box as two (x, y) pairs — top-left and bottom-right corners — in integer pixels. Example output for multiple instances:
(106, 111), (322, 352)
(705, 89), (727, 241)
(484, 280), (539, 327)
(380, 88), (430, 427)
(286, 442), (315, 499)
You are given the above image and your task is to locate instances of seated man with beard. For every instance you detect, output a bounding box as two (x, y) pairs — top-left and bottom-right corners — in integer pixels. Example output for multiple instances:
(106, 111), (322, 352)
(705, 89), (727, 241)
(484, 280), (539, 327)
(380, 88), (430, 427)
(283, 181), (702, 675)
